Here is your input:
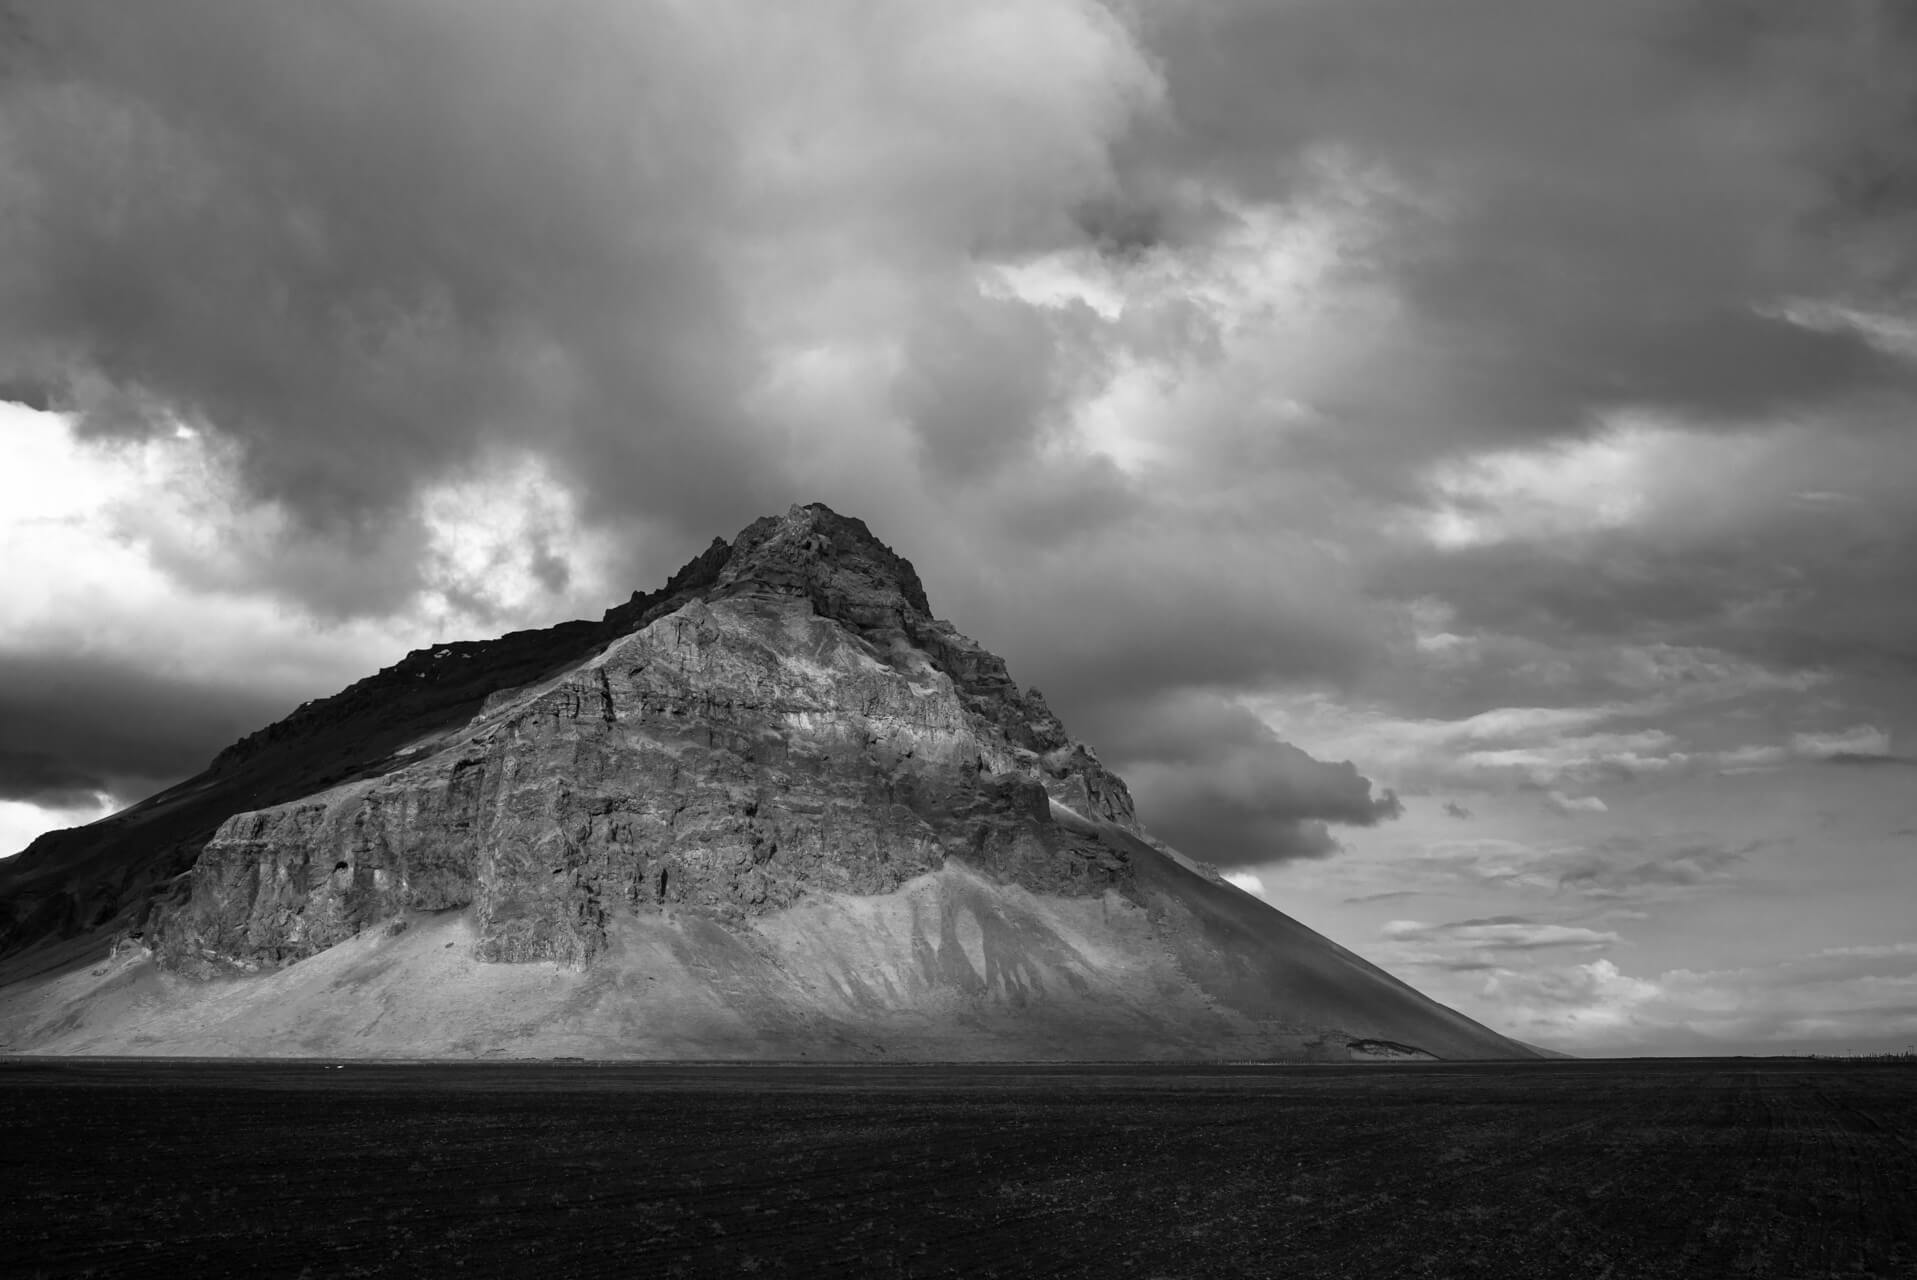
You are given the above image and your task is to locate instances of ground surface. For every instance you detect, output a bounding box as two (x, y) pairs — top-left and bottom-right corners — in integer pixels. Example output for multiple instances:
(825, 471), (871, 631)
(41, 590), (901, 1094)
(4, 1057), (1913, 1278)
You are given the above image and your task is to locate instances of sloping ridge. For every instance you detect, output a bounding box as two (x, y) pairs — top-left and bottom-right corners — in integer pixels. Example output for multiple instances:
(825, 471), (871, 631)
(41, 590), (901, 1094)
(1103, 823), (1529, 1059)
(0, 534), (736, 974)
(0, 504), (1534, 1061)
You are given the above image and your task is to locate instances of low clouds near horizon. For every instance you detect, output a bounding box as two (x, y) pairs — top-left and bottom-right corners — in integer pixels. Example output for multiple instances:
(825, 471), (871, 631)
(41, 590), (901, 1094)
(4, 0), (1916, 1052)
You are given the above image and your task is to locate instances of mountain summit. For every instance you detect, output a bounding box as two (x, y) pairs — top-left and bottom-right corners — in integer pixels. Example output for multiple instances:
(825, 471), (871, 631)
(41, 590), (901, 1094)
(0, 505), (1532, 1060)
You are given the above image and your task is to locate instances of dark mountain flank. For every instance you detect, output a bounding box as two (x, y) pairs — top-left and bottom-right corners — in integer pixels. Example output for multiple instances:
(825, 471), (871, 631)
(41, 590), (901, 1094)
(0, 505), (1533, 1060)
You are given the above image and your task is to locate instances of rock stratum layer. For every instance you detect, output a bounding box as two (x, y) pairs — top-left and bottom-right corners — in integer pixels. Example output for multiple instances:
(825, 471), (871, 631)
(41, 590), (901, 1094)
(0, 505), (1534, 1061)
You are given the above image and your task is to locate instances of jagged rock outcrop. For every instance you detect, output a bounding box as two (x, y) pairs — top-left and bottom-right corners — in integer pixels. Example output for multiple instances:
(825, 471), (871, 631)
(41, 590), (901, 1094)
(154, 505), (1135, 971)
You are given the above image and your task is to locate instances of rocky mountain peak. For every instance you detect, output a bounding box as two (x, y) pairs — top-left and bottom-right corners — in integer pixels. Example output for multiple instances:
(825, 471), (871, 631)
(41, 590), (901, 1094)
(711, 503), (933, 628)
(0, 503), (1535, 1064)
(594, 504), (932, 642)
(122, 499), (1142, 973)
(0, 503), (1136, 966)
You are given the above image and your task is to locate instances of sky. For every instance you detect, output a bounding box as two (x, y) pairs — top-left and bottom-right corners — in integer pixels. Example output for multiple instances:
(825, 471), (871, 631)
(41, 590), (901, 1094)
(2, 0), (1915, 1057)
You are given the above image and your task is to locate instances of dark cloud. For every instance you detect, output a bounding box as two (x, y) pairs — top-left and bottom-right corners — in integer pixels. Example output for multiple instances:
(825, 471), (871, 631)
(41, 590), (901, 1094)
(946, 512), (1387, 725)
(1385, 915), (1620, 953)
(897, 293), (1063, 480)
(1545, 790), (1610, 818)
(959, 455), (1139, 551)
(1129, 0), (1917, 475)
(1376, 915), (1623, 979)
(0, 652), (292, 813)
(1086, 692), (1401, 867)
(0, 376), (52, 412)
(1371, 485), (1917, 698)
(1555, 841), (1751, 899)
(0, 0), (1162, 622)
(1373, 537), (1773, 647)
(0, 1), (775, 592)
(1069, 194), (1167, 260)
(14, 1), (1908, 625)
(526, 537), (571, 598)
(1823, 751), (1917, 767)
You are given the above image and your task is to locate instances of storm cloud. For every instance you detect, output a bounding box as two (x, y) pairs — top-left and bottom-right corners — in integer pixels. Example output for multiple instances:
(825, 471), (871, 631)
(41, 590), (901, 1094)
(0, 652), (292, 806)
(1128, 0), (1917, 456)
(8, 2), (1910, 612)
(1088, 692), (1402, 866)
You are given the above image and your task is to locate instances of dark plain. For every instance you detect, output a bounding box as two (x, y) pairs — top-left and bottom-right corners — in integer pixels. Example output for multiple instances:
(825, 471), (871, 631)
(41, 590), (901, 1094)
(4, 1057), (1913, 1278)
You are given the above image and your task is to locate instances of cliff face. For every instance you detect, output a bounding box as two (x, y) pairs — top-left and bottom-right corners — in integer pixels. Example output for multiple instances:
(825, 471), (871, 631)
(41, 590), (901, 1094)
(0, 520), (735, 966)
(154, 505), (1134, 972)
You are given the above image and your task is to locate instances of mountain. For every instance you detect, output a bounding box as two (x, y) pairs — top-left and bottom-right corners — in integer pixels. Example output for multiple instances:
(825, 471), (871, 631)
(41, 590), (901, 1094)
(0, 504), (1534, 1060)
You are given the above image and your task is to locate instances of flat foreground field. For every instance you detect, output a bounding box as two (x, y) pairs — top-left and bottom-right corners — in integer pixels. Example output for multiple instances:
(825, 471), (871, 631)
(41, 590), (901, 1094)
(4, 1058), (1913, 1278)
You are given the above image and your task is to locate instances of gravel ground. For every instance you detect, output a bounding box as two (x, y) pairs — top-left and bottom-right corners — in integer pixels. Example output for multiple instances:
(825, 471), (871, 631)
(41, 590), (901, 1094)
(4, 1057), (1913, 1278)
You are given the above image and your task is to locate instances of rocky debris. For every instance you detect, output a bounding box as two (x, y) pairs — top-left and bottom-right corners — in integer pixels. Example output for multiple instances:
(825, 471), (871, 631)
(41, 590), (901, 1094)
(150, 505), (1138, 972)
(1346, 1038), (1440, 1062)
